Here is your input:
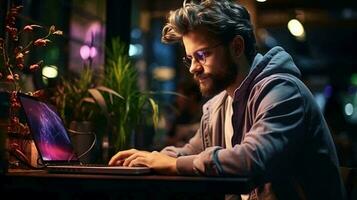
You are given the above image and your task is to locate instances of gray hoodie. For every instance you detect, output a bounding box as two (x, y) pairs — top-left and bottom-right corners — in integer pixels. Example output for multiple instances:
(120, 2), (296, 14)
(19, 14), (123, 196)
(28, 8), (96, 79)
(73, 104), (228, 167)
(161, 46), (345, 200)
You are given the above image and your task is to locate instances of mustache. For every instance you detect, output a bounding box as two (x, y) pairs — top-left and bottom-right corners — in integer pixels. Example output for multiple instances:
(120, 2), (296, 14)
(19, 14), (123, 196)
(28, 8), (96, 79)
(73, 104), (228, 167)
(194, 73), (210, 82)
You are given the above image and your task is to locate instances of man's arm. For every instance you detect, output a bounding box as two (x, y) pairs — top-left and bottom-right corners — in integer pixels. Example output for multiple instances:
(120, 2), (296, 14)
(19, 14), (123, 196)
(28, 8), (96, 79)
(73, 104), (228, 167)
(174, 77), (306, 177)
(160, 128), (204, 157)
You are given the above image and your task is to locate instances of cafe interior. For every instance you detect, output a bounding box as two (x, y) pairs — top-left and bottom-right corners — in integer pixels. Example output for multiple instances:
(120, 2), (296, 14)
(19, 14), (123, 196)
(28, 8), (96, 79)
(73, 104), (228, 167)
(1, 0), (357, 199)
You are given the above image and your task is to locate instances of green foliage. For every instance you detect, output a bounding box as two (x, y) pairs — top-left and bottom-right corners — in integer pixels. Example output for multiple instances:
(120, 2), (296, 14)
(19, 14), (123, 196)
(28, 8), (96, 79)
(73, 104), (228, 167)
(52, 37), (160, 152)
(52, 66), (97, 124)
(104, 38), (159, 151)
(52, 66), (122, 129)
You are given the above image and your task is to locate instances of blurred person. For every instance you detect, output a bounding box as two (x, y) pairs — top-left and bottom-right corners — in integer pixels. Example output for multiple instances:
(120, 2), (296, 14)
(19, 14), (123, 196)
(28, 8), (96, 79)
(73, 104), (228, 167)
(165, 81), (203, 147)
(109, 0), (345, 199)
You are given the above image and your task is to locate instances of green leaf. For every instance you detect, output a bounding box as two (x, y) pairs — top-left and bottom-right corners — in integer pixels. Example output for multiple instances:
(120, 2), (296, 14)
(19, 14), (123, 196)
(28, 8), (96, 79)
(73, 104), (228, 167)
(148, 97), (159, 129)
(95, 85), (124, 99)
(88, 88), (110, 120)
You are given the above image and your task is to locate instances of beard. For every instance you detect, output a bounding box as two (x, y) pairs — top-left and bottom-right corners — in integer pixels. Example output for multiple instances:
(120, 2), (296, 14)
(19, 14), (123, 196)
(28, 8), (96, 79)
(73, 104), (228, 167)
(194, 58), (238, 97)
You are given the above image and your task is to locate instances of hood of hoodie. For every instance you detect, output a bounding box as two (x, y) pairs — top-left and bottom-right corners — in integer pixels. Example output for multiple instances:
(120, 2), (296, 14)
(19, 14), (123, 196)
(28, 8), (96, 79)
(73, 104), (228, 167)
(233, 46), (301, 100)
(251, 46), (301, 83)
(208, 46), (302, 111)
(230, 46), (303, 144)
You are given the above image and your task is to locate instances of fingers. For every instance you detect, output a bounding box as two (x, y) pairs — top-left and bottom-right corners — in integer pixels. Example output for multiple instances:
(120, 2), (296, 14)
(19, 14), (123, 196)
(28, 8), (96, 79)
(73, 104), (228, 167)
(123, 151), (149, 166)
(108, 149), (139, 166)
(128, 157), (147, 167)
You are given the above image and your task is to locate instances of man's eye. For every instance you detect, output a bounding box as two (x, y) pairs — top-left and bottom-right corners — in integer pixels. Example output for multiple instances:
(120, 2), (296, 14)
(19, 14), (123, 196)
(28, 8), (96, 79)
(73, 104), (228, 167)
(195, 51), (206, 61)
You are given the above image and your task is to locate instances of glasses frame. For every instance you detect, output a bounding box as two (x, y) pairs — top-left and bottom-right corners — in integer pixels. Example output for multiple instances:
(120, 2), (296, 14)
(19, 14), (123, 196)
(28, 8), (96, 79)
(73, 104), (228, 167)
(182, 43), (222, 69)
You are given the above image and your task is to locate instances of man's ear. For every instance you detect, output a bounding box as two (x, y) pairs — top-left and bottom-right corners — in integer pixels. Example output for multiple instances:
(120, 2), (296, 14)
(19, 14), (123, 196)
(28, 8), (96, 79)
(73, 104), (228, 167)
(230, 35), (245, 58)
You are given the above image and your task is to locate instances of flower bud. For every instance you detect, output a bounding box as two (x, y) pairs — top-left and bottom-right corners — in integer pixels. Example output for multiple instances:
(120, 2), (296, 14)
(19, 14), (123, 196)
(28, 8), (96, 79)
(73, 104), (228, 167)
(53, 30), (63, 35)
(23, 24), (42, 32)
(14, 74), (20, 80)
(34, 38), (50, 47)
(29, 64), (40, 72)
(6, 75), (14, 81)
(49, 25), (56, 34)
(16, 52), (24, 59)
(23, 25), (33, 31)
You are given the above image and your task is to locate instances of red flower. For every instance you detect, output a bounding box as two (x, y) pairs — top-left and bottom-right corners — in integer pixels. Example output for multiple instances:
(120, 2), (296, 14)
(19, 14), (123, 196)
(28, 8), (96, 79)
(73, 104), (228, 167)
(16, 52), (24, 59)
(34, 38), (50, 47)
(23, 25), (33, 31)
(6, 26), (17, 35)
(6, 74), (14, 81)
(10, 117), (19, 125)
(16, 53), (24, 69)
(23, 24), (42, 32)
(29, 64), (40, 72)
(1, 4), (61, 93)
(17, 63), (24, 69)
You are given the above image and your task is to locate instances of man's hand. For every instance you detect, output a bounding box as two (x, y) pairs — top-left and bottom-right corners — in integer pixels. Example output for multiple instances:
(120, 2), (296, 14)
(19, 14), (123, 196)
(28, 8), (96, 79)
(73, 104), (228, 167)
(108, 149), (178, 175)
(108, 148), (141, 166)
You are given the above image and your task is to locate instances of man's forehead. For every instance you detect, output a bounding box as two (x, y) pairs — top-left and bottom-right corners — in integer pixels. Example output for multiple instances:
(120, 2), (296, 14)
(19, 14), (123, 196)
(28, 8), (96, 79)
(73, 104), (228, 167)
(182, 28), (219, 53)
(183, 28), (217, 43)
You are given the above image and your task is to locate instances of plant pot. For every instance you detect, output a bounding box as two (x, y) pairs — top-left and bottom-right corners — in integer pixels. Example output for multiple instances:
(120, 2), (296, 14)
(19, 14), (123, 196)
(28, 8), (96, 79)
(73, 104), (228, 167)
(68, 121), (99, 163)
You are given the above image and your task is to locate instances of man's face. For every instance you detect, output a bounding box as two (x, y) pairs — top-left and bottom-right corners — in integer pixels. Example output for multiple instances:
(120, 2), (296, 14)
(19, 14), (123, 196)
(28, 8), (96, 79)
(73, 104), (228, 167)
(182, 29), (238, 97)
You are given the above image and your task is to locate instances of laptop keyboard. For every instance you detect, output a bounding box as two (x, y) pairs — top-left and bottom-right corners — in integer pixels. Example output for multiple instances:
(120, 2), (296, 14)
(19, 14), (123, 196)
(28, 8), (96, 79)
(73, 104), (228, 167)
(81, 163), (109, 167)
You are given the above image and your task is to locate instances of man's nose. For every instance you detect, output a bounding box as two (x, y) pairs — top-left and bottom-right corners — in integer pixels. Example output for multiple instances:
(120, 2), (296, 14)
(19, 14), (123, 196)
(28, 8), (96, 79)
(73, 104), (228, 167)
(189, 58), (203, 74)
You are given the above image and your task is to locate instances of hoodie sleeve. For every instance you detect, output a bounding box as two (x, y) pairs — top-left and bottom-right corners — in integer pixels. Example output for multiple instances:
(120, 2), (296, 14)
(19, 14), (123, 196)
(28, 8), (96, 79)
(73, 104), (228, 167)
(160, 93), (223, 159)
(160, 128), (204, 158)
(174, 76), (306, 178)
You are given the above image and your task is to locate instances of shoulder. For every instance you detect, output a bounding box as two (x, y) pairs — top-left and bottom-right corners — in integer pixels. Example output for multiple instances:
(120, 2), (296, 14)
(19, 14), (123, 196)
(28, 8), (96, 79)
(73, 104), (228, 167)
(252, 73), (304, 97)
(249, 73), (307, 112)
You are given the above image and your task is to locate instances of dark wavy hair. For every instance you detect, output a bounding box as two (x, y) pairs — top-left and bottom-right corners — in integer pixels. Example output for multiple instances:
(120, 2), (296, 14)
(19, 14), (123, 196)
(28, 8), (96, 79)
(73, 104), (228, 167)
(162, 0), (257, 64)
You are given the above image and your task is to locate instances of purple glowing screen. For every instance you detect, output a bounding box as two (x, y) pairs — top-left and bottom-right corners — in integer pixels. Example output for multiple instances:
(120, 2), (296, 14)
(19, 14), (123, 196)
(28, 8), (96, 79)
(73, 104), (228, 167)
(19, 95), (79, 162)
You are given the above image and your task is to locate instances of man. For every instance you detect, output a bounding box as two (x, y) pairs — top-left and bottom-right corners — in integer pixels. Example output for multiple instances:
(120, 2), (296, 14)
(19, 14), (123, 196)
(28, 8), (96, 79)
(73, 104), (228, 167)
(109, 0), (345, 199)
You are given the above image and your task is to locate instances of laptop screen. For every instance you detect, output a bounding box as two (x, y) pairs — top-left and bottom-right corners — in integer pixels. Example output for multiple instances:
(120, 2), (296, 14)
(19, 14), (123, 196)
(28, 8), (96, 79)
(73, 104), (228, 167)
(19, 94), (79, 163)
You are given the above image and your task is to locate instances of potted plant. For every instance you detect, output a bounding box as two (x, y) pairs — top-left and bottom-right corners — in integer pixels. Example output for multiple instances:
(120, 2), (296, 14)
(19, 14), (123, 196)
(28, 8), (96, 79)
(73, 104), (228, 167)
(52, 65), (102, 125)
(103, 37), (159, 153)
(51, 65), (122, 163)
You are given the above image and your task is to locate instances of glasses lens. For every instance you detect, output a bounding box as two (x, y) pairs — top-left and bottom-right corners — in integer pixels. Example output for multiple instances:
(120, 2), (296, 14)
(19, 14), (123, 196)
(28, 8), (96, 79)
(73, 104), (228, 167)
(195, 51), (206, 64)
(182, 50), (207, 69)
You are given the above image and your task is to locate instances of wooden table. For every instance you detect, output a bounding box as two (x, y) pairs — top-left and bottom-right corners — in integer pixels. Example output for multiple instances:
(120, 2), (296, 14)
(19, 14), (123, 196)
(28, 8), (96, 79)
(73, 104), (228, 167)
(1, 169), (255, 200)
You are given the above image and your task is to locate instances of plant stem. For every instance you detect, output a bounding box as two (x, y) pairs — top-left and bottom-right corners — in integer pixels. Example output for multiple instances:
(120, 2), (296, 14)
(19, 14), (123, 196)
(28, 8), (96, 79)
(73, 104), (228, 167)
(1, 38), (17, 91)
(20, 40), (33, 54)
(7, 66), (18, 91)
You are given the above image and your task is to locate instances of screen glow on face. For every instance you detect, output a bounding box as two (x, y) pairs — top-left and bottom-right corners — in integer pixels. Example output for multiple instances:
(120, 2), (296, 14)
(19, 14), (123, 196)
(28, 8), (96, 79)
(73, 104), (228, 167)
(182, 43), (222, 68)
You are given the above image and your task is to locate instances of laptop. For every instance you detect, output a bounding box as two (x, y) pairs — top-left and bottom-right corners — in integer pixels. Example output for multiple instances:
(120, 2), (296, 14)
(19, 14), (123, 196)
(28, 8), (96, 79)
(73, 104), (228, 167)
(18, 93), (151, 175)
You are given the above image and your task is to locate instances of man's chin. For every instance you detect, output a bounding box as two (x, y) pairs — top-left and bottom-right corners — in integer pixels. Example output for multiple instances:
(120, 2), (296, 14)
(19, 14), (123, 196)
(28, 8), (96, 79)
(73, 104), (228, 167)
(195, 76), (225, 97)
(199, 84), (223, 97)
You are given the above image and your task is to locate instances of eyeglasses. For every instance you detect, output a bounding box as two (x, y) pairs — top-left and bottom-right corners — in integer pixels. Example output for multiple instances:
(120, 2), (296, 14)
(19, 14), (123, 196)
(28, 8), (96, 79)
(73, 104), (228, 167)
(182, 43), (222, 69)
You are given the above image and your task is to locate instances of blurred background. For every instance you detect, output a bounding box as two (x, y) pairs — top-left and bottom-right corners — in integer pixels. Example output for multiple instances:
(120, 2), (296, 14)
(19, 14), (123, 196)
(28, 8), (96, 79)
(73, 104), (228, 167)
(1, 0), (357, 167)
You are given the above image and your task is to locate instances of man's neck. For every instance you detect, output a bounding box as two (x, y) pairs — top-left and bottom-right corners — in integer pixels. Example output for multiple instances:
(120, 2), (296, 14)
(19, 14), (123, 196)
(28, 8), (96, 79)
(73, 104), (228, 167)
(226, 56), (250, 98)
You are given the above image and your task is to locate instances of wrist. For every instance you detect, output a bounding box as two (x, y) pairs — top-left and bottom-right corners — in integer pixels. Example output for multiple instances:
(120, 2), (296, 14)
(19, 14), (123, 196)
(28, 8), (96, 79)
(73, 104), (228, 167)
(170, 157), (178, 175)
